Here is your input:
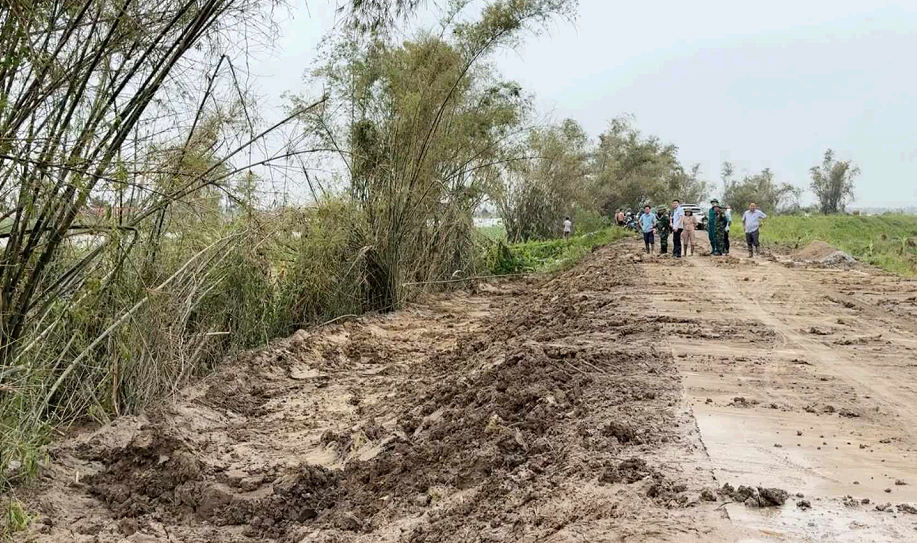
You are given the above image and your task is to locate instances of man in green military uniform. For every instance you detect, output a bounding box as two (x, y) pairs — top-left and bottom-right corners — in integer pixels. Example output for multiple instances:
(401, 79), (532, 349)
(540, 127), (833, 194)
(712, 203), (728, 256)
(708, 199), (720, 255)
(656, 206), (671, 255)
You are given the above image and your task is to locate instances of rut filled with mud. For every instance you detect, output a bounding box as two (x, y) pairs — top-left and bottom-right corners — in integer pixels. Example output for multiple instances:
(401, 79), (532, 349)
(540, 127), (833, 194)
(17, 243), (730, 542)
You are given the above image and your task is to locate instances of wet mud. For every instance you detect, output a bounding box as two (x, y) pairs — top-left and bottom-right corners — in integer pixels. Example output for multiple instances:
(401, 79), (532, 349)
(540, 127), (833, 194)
(16, 236), (917, 542)
(17, 243), (733, 542)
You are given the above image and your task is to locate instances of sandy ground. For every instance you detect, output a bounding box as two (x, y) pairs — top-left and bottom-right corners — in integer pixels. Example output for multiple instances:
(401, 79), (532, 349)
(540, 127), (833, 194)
(12, 236), (917, 542)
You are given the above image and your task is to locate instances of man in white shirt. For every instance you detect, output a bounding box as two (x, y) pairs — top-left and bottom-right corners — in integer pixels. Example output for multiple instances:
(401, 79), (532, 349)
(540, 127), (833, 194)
(670, 200), (684, 258)
(563, 216), (572, 239)
(742, 202), (767, 257)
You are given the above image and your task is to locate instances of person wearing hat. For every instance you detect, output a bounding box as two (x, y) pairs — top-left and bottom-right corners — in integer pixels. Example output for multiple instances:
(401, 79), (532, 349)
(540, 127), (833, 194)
(656, 205), (671, 255)
(713, 204), (729, 256)
(682, 208), (698, 255)
(708, 200), (720, 255)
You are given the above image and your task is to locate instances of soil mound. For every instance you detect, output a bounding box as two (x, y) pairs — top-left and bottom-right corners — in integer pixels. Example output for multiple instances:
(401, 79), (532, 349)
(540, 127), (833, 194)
(794, 240), (856, 266)
(795, 240), (839, 260)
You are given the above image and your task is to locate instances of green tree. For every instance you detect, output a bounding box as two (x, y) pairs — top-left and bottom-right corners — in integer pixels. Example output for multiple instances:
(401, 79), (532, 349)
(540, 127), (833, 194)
(296, 0), (576, 309)
(0, 0), (274, 366)
(591, 115), (707, 212)
(347, 0), (425, 31)
(495, 119), (590, 241)
(676, 163), (710, 205)
(721, 160), (735, 194)
(810, 149), (859, 214)
(722, 164), (800, 213)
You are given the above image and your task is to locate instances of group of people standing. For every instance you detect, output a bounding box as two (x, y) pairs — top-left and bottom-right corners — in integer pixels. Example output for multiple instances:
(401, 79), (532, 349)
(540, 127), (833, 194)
(633, 200), (767, 259)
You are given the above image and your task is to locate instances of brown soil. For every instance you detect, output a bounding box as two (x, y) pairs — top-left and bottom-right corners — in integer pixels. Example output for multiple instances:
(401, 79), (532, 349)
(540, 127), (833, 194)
(644, 237), (917, 542)
(14, 243), (735, 543)
(15, 235), (917, 542)
(794, 240), (839, 260)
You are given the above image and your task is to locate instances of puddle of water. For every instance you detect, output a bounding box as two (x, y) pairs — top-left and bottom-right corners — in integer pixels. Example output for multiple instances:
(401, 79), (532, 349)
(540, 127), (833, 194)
(728, 502), (915, 542)
(694, 405), (917, 542)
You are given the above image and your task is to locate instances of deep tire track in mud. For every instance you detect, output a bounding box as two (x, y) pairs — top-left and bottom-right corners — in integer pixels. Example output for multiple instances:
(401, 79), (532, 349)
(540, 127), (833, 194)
(17, 242), (736, 543)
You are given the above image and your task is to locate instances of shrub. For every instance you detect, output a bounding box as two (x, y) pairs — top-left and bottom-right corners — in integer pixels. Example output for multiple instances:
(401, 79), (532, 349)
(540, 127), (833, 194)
(275, 200), (367, 333)
(484, 227), (634, 276)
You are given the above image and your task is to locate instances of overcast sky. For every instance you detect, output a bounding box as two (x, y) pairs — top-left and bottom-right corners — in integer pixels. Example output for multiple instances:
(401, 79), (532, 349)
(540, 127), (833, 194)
(253, 0), (917, 207)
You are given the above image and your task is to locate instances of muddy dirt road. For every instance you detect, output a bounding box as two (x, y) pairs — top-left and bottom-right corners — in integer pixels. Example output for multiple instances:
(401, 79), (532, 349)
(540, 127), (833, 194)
(14, 238), (917, 542)
(644, 244), (917, 541)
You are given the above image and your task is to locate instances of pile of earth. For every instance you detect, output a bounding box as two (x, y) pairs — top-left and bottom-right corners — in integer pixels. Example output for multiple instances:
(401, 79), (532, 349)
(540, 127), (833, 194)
(794, 240), (856, 266)
(269, 246), (688, 541)
(17, 242), (711, 543)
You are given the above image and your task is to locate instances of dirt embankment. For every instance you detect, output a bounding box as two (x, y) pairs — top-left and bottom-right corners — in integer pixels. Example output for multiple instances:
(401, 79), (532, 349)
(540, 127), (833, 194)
(792, 240), (857, 267)
(16, 243), (729, 542)
(794, 240), (838, 261)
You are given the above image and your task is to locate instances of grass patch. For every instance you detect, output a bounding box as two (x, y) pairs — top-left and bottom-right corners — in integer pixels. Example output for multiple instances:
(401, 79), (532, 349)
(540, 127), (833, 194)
(477, 224), (507, 241)
(734, 214), (917, 276)
(2, 497), (32, 539)
(484, 227), (635, 275)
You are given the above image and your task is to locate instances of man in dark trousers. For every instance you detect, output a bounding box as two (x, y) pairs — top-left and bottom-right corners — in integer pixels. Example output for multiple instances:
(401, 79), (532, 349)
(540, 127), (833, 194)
(670, 200), (684, 258)
(656, 205), (671, 255)
(639, 205), (657, 253)
(713, 204), (728, 256)
(742, 202), (767, 257)
(707, 199), (719, 255)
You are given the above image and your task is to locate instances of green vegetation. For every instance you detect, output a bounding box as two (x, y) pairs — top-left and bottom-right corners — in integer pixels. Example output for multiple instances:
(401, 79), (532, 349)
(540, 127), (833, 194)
(591, 117), (709, 216)
(477, 224), (508, 241)
(721, 161), (800, 212)
(810, 149), (860, 214)
(496, 115), (711, 243)
(0, 204), (372, 495)
(485, 227), (635, 275)
(732, 214), (917, 276)
(720, 149), (860, 215)
(0, 1), (894, 531)
(292, 0), (577, 310)
(0, 0), (581, 501)
(2, 497), (32, 539)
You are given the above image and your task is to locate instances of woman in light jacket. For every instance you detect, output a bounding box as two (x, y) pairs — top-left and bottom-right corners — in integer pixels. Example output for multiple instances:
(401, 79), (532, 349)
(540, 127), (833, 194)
(681, 210), (698, 256)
